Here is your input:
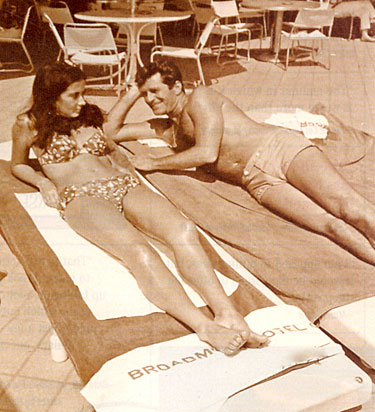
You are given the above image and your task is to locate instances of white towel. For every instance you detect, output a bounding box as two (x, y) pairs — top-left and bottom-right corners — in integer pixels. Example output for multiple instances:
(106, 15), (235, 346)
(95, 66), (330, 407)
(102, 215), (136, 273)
(264, 109), (329, 140)
(15, 192), (238, 320)
(81, 305), (344, 412)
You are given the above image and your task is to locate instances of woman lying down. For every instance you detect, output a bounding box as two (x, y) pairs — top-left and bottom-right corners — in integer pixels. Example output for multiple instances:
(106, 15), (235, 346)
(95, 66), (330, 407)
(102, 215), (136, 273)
(11, 61), (269, 355)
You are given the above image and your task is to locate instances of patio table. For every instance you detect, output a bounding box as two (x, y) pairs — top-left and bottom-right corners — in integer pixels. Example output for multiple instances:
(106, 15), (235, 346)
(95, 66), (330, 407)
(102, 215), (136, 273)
(75, 8), (192, 82)
(241, 0), (320, 63)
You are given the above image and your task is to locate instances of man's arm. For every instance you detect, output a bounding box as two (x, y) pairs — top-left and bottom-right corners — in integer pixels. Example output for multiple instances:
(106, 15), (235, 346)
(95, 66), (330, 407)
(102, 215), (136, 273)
(132, 88), (224, 171)
(103, 86), (175, 144)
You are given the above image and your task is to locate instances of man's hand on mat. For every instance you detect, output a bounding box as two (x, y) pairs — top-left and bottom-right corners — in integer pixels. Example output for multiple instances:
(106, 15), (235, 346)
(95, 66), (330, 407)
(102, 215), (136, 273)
(130, 153), (158, 171)
(38, 179), (60, 208)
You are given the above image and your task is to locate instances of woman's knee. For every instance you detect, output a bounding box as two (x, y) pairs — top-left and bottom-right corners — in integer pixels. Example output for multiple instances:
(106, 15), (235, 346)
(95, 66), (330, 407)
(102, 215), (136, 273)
(130, 242), (160, 269)
(321, 215), (349, 239)
(171, 219), (200, 246)
(335, 192), (366, 223)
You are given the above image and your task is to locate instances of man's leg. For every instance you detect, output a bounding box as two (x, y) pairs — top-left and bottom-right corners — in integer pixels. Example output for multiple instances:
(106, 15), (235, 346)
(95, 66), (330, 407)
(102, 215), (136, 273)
(334, 1), (375, 41)
(285, 146), (375, 259)
(257, 178), (375, 265)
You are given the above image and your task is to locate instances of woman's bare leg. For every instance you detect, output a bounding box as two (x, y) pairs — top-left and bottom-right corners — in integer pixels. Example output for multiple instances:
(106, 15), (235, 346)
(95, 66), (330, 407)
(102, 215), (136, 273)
(64, 196), (249, 354)
(123, 185), (268, 349)
(259, 179), (375, 265)
(286, 147), (375, 250)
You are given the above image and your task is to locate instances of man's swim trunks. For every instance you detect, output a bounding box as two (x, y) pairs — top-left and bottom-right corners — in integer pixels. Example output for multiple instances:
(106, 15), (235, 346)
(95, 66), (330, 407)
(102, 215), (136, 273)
(59, 174), (140, 218)
(241, 129), (318, 203)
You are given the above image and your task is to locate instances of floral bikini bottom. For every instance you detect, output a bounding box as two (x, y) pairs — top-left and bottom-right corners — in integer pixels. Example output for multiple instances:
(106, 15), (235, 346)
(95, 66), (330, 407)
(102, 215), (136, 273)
(59, 174), (140, 218)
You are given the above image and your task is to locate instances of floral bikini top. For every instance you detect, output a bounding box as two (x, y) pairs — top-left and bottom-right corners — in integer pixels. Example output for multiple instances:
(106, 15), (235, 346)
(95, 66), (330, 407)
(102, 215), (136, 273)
(37, 128), (109, 166)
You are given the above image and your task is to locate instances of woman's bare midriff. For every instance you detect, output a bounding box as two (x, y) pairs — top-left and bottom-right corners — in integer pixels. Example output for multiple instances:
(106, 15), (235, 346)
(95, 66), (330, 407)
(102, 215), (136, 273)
(42, 155), (125, 192)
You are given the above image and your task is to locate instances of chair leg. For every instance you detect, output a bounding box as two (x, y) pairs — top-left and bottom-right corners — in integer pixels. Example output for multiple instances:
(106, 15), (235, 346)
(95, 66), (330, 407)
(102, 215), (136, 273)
(157, 25), (164, 46)
(285, 38), (291, 70)
(234, 33), (239, 59)
(196, 57), (206, 85)
(247, 31), (251, 61)
(0, 42), (34, 73)
(263, 14), (267, 37)
(216, 35), (225, 64)
(326, 39), (331, 70)
(21, 42), (34, 73)
(348, 16), (353, 40)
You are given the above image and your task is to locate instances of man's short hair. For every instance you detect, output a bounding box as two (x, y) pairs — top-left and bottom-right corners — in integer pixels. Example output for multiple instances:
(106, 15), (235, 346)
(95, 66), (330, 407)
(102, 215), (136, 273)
(136, 59), (184, 90)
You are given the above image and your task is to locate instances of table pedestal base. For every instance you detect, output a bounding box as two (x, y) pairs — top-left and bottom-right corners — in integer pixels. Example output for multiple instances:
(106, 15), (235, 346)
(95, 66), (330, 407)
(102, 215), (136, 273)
(253, 49), (295, 64)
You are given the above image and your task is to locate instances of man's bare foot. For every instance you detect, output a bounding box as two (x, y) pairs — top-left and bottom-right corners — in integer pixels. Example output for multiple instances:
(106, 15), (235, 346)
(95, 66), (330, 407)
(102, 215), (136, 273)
(215, 310), (269, 348)
(196, 320), (247, 356)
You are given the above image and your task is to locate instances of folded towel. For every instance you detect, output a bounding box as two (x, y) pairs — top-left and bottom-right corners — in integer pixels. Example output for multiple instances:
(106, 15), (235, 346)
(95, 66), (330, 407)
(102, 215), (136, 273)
(81, 305), (343, 412)
(264, 109), (329, 140)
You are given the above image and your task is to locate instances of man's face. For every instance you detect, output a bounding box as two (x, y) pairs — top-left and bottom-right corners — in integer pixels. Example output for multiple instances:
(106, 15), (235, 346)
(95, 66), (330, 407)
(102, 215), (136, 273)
(139, 73), (178, 116)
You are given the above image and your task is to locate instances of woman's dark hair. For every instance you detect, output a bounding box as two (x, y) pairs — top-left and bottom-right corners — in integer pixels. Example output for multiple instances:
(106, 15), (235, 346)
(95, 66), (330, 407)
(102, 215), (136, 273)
(30, 61), (104, 149)
(136, 59), (184, 91)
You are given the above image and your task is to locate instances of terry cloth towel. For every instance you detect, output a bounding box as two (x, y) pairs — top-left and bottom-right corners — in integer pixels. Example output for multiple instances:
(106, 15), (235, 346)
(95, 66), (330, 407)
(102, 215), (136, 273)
(122, 105), (375, 322)
(81, 305), (343, 412)
(0, 146), (273, 383)
(15, 191), (238, 320)
(264, 108), (329, 140)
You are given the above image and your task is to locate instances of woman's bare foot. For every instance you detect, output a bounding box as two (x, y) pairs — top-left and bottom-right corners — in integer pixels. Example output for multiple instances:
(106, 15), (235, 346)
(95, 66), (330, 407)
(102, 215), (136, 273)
(196, 320), (247, 356)
(215, 310), (269, 348)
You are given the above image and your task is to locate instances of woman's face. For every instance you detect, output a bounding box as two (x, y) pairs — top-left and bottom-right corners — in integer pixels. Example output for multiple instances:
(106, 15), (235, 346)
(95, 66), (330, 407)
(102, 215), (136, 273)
(55, 79), (86, 118)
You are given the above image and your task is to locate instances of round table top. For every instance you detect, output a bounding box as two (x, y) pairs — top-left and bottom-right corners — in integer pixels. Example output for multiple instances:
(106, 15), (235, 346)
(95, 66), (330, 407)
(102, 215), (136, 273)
(75, 9), (192, 23)
(241, 0), (320, 12)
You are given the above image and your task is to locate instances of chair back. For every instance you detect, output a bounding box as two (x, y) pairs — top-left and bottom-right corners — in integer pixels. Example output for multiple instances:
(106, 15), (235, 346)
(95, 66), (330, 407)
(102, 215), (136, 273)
(295, 8), (334, 28)
(40, 1), (73, 24)
(20, 6), (33, 40)
(210, 0), (239, 19)
(43, 12), (67, 53)
(195, 16), (216, 52)
(64, 23), (118, 54)
(0, 5), (33, 41)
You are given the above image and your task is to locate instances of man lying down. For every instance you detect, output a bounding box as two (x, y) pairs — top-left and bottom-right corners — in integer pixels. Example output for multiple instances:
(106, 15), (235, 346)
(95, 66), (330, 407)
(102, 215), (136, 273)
(11, 61), (268, 357)
(104, 58), (375, 266)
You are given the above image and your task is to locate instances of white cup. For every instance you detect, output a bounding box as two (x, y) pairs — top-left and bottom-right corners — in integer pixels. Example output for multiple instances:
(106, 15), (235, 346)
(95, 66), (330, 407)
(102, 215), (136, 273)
(49, 333), (68, 363)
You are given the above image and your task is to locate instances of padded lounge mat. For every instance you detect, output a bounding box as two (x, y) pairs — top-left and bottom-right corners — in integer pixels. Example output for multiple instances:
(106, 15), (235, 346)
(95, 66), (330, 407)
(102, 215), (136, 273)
(122, 105), (375, 322)
(0, 160), (272, 383)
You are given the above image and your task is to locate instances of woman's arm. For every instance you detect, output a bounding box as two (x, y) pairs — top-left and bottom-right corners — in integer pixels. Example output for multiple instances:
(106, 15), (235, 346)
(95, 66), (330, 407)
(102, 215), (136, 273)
(11, 116), (60, 208)
(103, 86), (174, 144)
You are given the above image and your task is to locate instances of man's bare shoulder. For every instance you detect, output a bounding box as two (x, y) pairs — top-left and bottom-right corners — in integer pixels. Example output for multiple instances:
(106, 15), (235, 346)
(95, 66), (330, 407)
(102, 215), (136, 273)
(189, 86), (223, 100)
(185, 86), (224, 111)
